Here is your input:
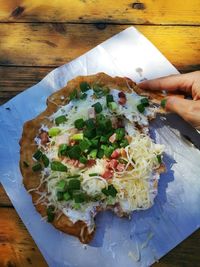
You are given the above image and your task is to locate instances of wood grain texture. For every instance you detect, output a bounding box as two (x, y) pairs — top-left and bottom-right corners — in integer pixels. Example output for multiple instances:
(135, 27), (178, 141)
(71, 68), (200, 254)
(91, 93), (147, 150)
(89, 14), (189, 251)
(0, 0), (199, 25)
(0, 185), (12, 207)
(0, 208), (47, 267)
(0, 207), (199, 267)
(0, 23), (199, 71)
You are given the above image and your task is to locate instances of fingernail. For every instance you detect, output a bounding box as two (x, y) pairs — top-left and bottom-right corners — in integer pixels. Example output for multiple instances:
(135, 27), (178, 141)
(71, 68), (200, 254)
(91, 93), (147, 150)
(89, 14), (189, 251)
(160, 99), (167, 108)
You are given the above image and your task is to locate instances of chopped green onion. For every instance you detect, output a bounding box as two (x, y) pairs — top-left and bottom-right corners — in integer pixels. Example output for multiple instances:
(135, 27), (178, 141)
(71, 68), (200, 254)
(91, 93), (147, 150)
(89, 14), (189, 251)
(63, 192), (71, 201)
(80, 93), (87, 100)
(106, 94), (114, 106)
(80, 82), (90, 92)
(161, 99), (167, 108)
(73, 203), (81, 210)
(57, 180), (67, 192)
(92, 102), (102, 113)
(115, 128), (125, 141)
(137, 103), (145, 113)
(73, 192), (86, 203)
(32, 163), (42, 172)
(141, 98), (149, 107)
(79, 138), (91, 151)
(108, 102), (118, 111)
(33, 150), (43, 161)
(100, 136), (108, 143)
(71, 133), (84, 141)
(85, 118), (95, 129)
(97, 148), (104, 159)
(83, 128), (96, 139)
(58, 144), (69, 157)
(91, 138), (99, 148)
(101, 145), (114, 158)
(74, 118), (85, 129)
(120, 139), (129, 148)
(23, 161), (29, 168)
(89, 173), (99, 177)
(68, 179), (81, 190)
(102, 184), (117, 197)
(47, 206), (55, 222)
(93, 84), (104, 98)
(67, 174), (81, 178)
(51, 161), (68, 172)
(79, 156), (88, 164)
(157, 155), (162, 164)
(55, 115), (67, 125)
(67, 145), (81, 159)
(48, 127), (61, 137)
(42, 154), (49, 167)
(69, 89), (78, 100)
(89, 149), (97, 159)
(57, 191), (64, 201)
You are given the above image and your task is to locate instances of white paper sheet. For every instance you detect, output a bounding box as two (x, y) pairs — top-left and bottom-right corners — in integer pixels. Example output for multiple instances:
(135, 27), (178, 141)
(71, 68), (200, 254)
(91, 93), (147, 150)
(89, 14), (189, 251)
(0, 27), (200, 267)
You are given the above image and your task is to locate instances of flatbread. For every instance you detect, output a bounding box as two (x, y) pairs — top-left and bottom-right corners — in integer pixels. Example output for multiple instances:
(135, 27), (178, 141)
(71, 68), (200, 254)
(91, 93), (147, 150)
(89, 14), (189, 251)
(20, 72), (166, 243)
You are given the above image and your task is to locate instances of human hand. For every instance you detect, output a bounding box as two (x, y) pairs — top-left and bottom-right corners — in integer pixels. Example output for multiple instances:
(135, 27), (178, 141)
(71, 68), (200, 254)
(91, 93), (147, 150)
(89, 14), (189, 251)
(138, 71), (200, 130)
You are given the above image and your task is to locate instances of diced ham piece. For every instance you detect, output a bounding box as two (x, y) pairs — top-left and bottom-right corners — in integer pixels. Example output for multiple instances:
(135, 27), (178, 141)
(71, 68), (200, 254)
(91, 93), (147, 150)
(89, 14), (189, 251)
(108, 159), (118, 169)
(39, 131), (49, 145)
(118, 91), (126, 98)
(116, 163), (125, 172)
(111, 149), (120, 159)
(118, 97), (127, 105)
(102, 169), (113, 180)
(109, 133), (117, 143)
(65, 159), (85, 169)
(88, 107), (96, 119)
(86, 159), (96, 167)
(121, 148), (127, 158)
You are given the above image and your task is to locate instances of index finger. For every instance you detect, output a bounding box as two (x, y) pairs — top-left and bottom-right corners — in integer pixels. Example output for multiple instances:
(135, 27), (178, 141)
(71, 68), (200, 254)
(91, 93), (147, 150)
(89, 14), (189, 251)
(138, 73), (192, 94)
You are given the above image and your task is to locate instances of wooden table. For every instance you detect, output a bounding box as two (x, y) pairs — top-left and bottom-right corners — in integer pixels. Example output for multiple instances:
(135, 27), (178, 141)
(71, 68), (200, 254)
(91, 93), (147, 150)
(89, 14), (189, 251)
(0, 1), (200, 266)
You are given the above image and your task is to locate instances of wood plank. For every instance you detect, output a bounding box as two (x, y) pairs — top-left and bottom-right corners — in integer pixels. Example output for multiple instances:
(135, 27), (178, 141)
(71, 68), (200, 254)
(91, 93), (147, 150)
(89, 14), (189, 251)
(0, 208), (47, 267)
(0, 23), (199, 72)
(0, 0), (199, 25)
(0, 207), (199, 266)
(0, 185), (12, 207)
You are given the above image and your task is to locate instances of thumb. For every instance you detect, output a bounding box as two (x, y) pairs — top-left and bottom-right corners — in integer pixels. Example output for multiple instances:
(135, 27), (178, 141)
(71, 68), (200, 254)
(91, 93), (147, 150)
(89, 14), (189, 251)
(165, 96), (200, 128)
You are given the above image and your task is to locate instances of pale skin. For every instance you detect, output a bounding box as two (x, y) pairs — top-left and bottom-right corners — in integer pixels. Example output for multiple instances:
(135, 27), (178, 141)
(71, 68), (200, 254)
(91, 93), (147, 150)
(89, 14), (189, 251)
(138, 71), (200, 130)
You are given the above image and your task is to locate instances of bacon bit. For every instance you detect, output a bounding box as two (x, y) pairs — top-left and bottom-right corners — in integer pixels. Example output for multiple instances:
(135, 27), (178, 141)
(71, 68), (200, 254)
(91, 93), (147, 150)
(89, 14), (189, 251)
(125, 135), (132, 144)
(111, 149), (120, 159)
(116, 163), (125, 172)
(102, 169), (113, 180)
(109, 133), (117, 143)
(118, 91), (126, 98)
(118, 97), (126, 105)
(39, 131), (49, 145)
(69, 140), (76, 146)
(121, 148), (127, 158)
(88, 107), (96, 119)
(86, 159), (96, 167)
(108, 159), (118, 169)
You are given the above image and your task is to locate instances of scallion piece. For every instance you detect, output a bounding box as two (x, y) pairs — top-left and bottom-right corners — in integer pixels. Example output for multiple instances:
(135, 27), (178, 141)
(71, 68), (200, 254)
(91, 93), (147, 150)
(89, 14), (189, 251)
(106, 94), (114, 106)
(108, 102), (118, 111)
(57, 180), (67, 192)
(89, 173), (99, 177)
(74, 118), (85, 129)
(58, 144), (69, 157)
(79, 138), (91, 151)
(55, 115), (67, 125)
(141, 98), (149, 107)
(73, 203), (81, 210)
(71, 133), (84, 141)
(161, 99), (167, 108)
(79, 156), (88, 164)
(67, 145), (81, 159)
(33, 150), (43, 161)
(92, 102), (102, 113)
(48, 127), (61, 137)
(69, 89), (78, 100)
(42, 154), (49, 167)
(57, 191), (64, 201)
(51, 161), (68, 172)
(137, 103), (145, 113)
(80, 82), (90, 92)
(102, 184), (117, 197)
(115, 128), (125, 141)
(73, 192), (86, 203)
(63, 192), (71, 201)
(97, 148), (104, 159)
(80, 92), (87, 99)
(83, 128), (96, 139)
(85, 118), (95, 129)
(120, 139), (129, 148)
(47, 206), (55, 222)
(89, 149), (97, 159)
(157, 155), (162, 164)
(67, 174), (81, 179)
(68, 179), (81, 190)
(32, 163), (42, 172)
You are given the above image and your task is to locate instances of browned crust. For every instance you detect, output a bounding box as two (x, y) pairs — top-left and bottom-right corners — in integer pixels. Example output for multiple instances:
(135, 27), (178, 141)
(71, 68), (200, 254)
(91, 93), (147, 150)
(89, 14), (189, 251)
(20, 72), (166, 243)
